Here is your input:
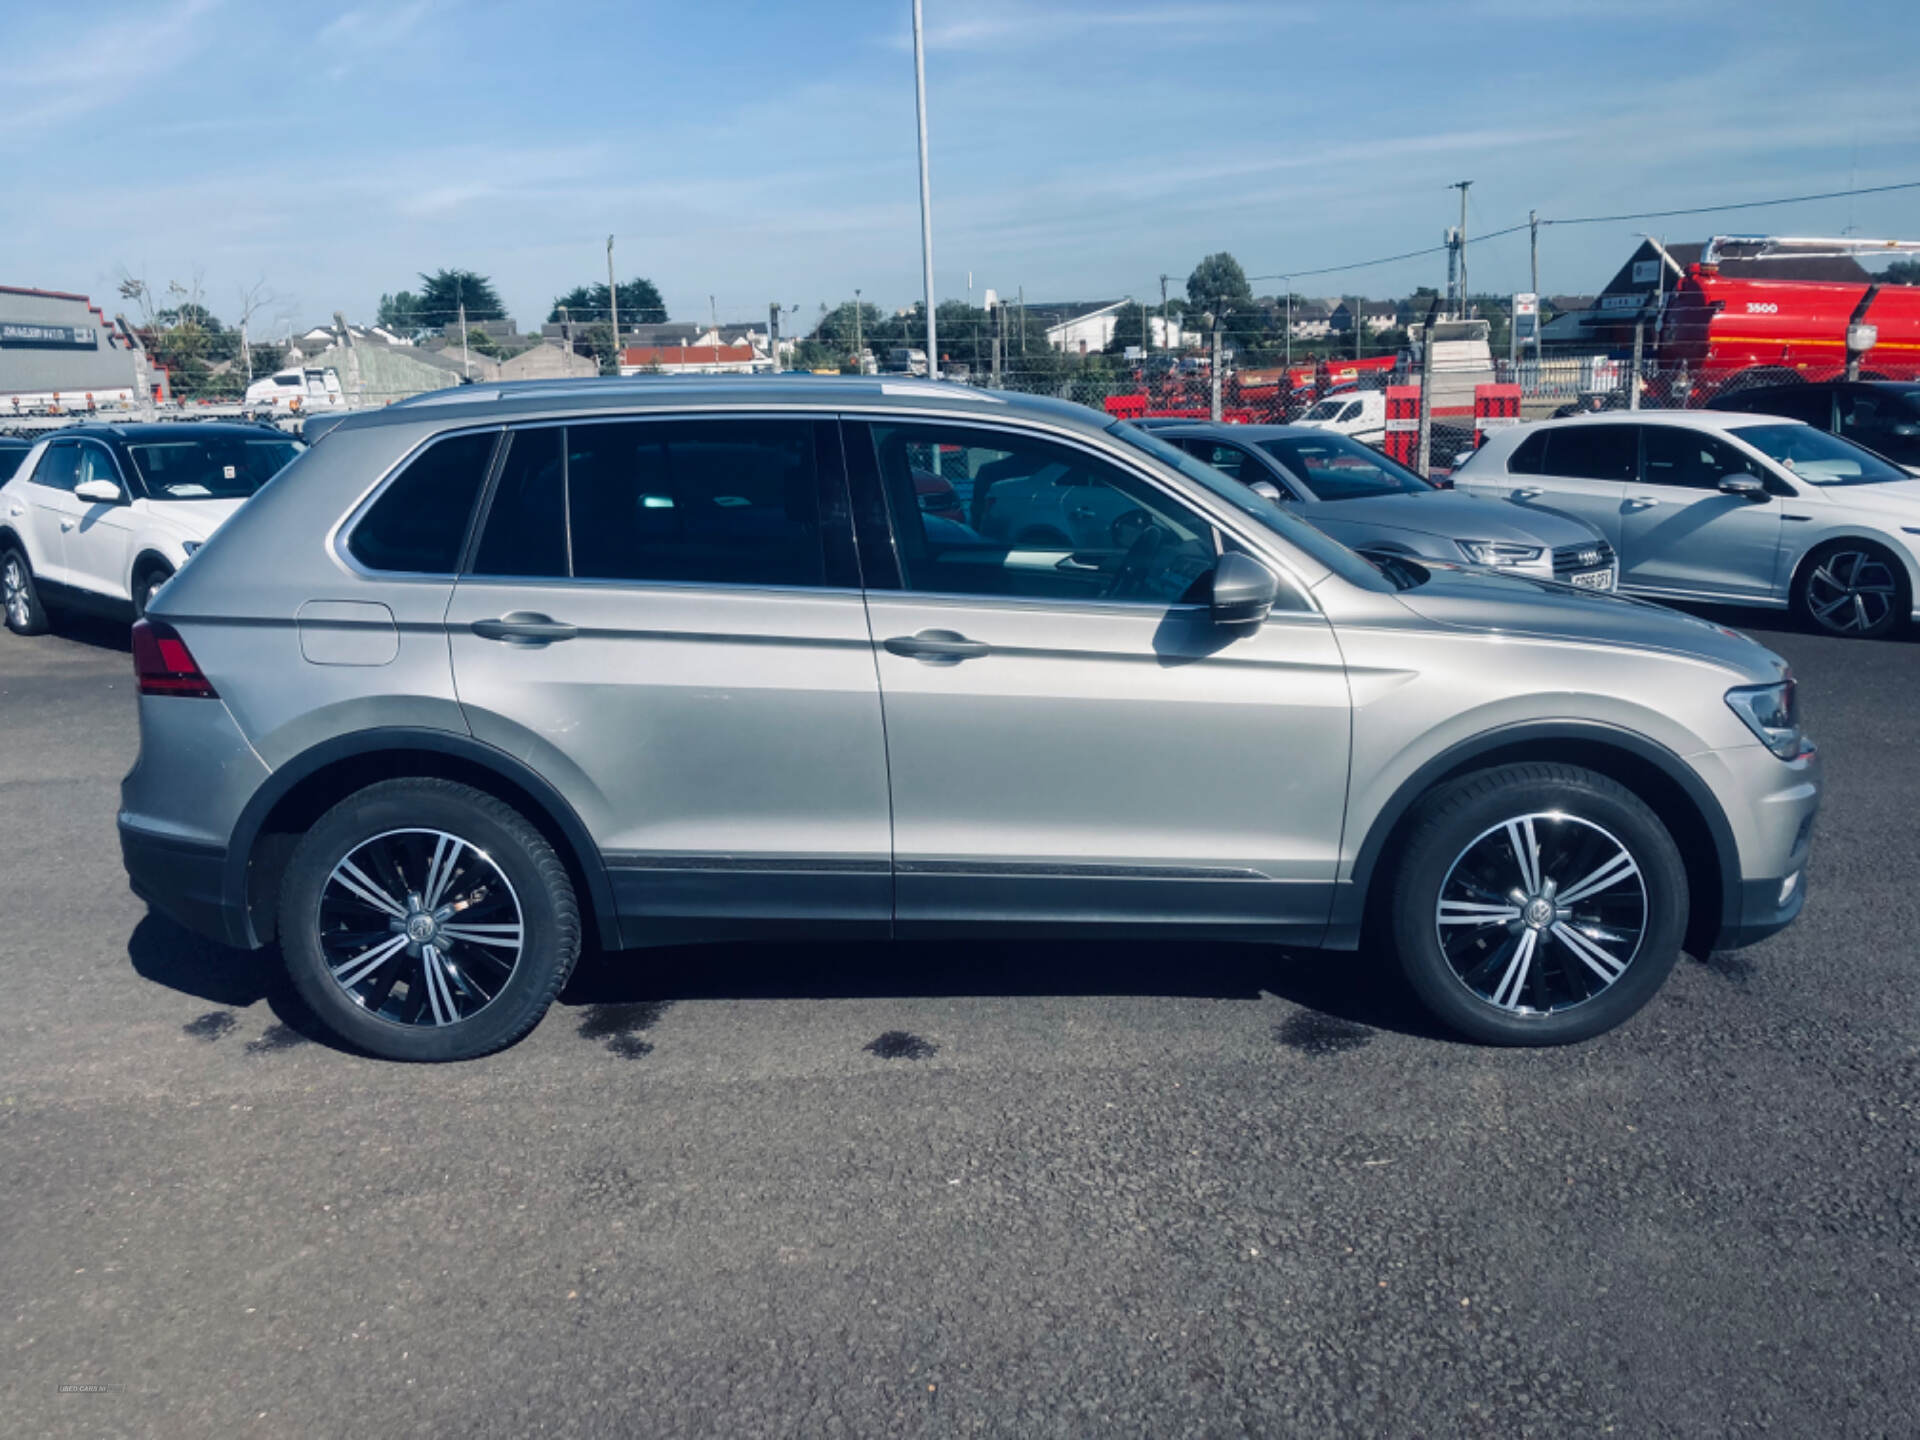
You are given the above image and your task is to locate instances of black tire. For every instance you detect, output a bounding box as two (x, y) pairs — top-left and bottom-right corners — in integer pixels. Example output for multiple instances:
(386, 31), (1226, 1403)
(278, 778), (580, 1061)
(1792, 540), (1908, 640)
(3, 545), (50, 635)
(132, 564), (173, 620)
(1388, 763), (1687, 1046)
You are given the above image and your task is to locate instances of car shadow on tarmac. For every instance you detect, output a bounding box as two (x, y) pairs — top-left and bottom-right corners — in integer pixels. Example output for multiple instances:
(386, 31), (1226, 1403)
(50, 612), (133, 652)
(126, 910), (1452, 1054)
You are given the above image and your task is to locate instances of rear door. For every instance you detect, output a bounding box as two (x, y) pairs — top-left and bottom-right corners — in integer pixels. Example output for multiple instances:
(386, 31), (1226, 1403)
(1620, 425), (1784, 598)
(17, 439), (80, 586)
(1498, 423), (1636, 551)
(847, 415), (1351, 939)
(445, 413), (891, 944)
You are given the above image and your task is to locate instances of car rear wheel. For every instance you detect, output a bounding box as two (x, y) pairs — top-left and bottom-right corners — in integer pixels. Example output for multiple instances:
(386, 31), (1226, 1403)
(1794, 541), (1906, 639)
(278, 778), (580, 1061)
(3, 547), (50, 636)
(1389, 763), (1687, 1045)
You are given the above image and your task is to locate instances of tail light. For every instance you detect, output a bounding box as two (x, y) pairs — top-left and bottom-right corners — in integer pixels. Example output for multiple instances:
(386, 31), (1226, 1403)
(131, 619), (218, 698)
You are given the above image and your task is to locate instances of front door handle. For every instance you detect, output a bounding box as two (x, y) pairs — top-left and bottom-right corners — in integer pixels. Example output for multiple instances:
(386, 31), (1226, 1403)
(60, 519), (76, 531)
(471, 612), (578, 644)
(884, 629), (990, 663)
(1512, 487), (1542, 500)
(1625, 496), (1661, 511)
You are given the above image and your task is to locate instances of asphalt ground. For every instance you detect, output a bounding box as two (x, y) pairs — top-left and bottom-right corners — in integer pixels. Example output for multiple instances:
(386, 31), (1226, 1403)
(2, 605), (1915, 1439)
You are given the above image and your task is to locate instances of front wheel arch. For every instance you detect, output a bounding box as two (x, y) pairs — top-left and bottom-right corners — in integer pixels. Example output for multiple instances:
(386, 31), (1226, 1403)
(129, 550), (176, 613)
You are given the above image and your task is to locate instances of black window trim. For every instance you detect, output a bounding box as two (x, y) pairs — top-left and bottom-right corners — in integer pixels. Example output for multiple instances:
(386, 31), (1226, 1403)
(454, 411), (861, 596)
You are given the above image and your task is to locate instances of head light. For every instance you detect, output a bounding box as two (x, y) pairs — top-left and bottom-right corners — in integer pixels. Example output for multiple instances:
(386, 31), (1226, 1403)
(1726, 678), (1810, 760)
(1459, 539), (1544, 567)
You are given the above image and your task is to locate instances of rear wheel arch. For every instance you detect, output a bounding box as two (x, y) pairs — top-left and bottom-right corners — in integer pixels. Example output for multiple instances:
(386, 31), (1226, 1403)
(232, 730), (620, 954)
(1348, 724), (1735, 958)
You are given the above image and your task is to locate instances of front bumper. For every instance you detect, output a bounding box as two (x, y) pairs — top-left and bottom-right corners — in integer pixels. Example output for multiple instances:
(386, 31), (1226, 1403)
(1706, 742), (1820, 951)
(119, 820), (249, 948)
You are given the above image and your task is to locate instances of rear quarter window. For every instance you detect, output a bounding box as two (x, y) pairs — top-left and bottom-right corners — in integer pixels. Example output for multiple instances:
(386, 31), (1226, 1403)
(347, 429), (499, 574)
(1507, 429), (1548, 474)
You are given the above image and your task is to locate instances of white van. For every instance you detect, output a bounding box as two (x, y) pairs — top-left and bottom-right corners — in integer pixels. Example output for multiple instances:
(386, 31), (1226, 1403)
(245, 367), (345, 414)
(1294, 390), (1386, 443)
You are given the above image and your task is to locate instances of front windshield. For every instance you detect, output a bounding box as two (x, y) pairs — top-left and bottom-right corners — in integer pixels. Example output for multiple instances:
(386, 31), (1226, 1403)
(1105, 421), (1394, 592)
(1302, 398), (1344, 420)
(127, 435), (305, 500)
(1257, 433), (1432, 501)
(1730, 424), (1909, 486)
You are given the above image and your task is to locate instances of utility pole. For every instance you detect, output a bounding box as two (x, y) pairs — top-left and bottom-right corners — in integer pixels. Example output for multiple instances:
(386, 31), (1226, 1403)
(1283, 277), (1292, 373)
(912, 0), (938, 378)
(559, 305), (573, 363)
(853, 288), (862, 371)
(606, 235), (619, 375)
(1158, 273), (1170, 358)
(1528, 209), (1540, 308)
(1451, 180), (1472, 318)
(710, 295), (719, 367)
(769, 302), (781, 372)
(459, 300), (470, 380)
(1209, 313), (1224, 421)
(1416, 321), (1434, 477)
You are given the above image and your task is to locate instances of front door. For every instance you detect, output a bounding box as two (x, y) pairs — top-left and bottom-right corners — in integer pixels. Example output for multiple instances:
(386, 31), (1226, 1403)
(64, 440), (137, 602)
(444, 414), (892, 945)
(846, 417), (1351, 940)
(1620, 425), (1785, 599)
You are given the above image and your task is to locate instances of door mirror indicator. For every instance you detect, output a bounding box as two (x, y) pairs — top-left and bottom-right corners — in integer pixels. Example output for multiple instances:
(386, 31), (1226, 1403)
(75, 478), (123, 505)
(1718, 475), (1768, 501)
(1210, 551), (1277, 626)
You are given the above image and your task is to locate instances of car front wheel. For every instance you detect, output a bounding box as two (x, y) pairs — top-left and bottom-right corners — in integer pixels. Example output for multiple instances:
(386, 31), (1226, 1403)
(278, 778), (581, 1061)
(1794, 541), (1907, 639)
(132, 566), (173, 619)
(1389, 763), (1688, 1045)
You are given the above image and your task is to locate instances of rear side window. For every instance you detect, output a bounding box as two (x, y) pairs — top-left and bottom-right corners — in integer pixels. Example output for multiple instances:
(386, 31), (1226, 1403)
(1507, 430), (1548, 475)
(32, 442), (81, 491)
(473, 427), (566, 577)
(347, 429), (498, 573)
(1541, 425), (1637, 481)
(566, 419), (824, 587)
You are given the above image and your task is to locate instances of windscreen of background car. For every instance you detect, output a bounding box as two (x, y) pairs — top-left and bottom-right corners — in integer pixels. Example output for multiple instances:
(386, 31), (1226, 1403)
(127, 436), (305, 499)
(0, 445), (29, 482)
(1106, 421), (1395, 592)
(1730, 424), (1910, 486)
(1256, 434), (1431, 502)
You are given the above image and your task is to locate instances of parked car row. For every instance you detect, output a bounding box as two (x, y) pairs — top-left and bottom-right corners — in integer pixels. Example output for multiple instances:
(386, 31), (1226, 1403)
(73, 377), (1817, 1064)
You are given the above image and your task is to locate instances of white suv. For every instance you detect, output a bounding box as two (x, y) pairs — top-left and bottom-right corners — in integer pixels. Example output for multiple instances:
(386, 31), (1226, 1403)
(1455, 410), (1920, 639)
(1, 422), (302, 632)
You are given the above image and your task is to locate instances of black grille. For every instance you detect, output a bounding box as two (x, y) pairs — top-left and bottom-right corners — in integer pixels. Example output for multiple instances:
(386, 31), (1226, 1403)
(1552, 540), (1615, 577)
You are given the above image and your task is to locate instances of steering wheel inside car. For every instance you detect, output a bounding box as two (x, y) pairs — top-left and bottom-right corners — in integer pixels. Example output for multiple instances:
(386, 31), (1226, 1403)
(1108, 523), (1169, 600)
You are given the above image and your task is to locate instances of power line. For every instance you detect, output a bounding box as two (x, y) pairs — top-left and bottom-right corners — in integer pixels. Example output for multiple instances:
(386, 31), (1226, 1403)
(1244, 178), (1920, 286)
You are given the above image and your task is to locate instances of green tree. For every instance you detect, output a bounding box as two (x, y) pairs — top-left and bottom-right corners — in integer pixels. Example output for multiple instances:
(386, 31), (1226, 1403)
(411, 269), (505, 328)
(378, 291), (422, 331)
(547, 278), (667, 326)
(1186, 253), (1253, 313)
(1880, 260), (1920, 285)
(810, 300), (887, 357)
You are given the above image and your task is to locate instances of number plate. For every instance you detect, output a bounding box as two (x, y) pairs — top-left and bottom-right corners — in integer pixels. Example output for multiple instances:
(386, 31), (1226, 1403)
(1569, 568), (1614, 591)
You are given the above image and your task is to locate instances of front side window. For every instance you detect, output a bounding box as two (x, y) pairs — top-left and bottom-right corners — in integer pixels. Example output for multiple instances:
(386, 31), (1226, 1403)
(871, 422), (1217, 606)
(1730, 423), (1910, 487)
(1641, 427), (1759, 490)
(75, 443), (123, 492)
(566, 419), (824, 587)
(347, 429), (498, 573)
(1257, 433), (1430, 501)
(32, 442), (80, 492)
(126, 436), (303, 500)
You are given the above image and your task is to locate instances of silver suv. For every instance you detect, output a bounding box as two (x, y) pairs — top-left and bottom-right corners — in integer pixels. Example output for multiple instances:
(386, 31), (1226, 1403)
(117, 379), (1820, 1060)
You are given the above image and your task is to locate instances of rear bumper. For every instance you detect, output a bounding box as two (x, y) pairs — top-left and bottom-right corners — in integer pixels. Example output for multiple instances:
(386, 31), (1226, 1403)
(119, 821), (250, 948)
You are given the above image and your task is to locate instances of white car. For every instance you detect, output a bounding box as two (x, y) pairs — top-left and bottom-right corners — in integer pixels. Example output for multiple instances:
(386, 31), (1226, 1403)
(1293, 389), (1385, 443)
(1, 422), (303, 632)
(244, 366), (344, 415)
(1454, 410), (1920, 638)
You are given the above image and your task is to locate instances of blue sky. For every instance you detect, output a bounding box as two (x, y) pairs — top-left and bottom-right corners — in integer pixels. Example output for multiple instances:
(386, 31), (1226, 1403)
(4, 0), (1916, 334)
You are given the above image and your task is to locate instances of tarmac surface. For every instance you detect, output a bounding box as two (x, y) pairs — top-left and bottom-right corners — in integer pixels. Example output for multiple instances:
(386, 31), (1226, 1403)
(2, 606), (1915, 1437)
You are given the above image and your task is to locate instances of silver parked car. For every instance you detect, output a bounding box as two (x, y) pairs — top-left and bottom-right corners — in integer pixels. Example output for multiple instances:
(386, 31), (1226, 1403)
(1455, 410), (1920, 638)
(1155, 423), (1617, 590)
(114, 378), (1818, 1061)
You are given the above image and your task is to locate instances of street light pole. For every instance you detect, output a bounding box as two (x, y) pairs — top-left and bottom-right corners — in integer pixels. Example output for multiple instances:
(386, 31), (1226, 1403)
(606, 234), (619, 375)
(911, 0), (938, 379)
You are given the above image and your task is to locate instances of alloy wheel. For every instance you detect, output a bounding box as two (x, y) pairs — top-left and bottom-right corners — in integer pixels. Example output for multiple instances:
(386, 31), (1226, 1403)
(3, 556), (27, 629)
(1805, 549), (1898, 635)
(1435, 811), (1648, 1016)
(318, 827), (525, 1027)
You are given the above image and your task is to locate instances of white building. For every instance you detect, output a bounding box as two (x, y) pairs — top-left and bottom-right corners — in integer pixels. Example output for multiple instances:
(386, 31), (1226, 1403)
(1045, 301), (1188, 355)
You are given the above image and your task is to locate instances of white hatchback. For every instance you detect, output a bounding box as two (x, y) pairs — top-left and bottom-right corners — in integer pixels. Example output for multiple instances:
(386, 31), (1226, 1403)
(1454, 410), (1920, 638)
(1, 422), (303, 632)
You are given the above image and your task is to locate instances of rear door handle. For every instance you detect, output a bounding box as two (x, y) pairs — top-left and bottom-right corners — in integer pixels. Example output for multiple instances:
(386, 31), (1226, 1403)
(471, 612), (578, 644)
(1512, 487), (1542, 500)
(884, 629), (990, 663)
(1625, 496), (1661, 510)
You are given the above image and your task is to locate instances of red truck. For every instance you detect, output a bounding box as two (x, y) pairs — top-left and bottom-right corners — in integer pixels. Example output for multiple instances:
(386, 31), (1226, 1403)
(1651, 236), (1920, 403)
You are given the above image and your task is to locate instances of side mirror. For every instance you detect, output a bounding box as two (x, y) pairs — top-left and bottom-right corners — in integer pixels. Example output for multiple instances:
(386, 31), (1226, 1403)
(1210, 551), (1277, 626)
(1247, 479), (1286, 503)
(1718, 474), (1768, 501)
(75, 477), (124, 505)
